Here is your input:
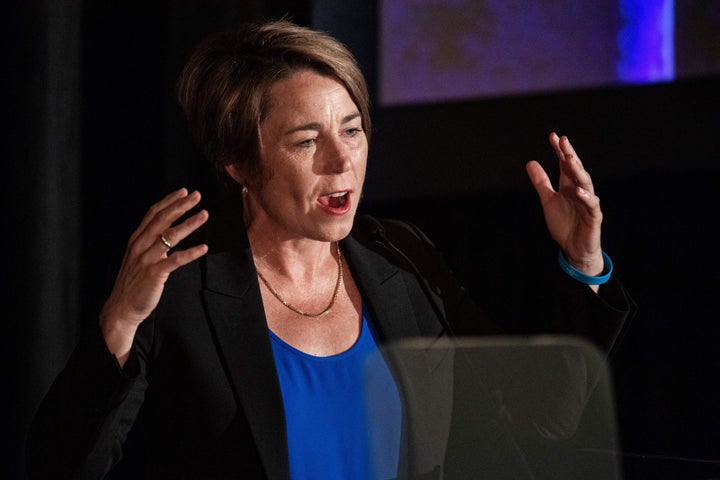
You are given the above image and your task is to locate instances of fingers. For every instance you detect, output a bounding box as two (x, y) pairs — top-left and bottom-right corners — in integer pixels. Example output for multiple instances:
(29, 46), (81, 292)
(549, 132), (565, 164)
(574, 185), (603, 221)
(129, 188), (190, 244)
(164, 243), (209, 272)
(553, 134), (603, 220)
(156, 208), (209, 253)
(530, 134), (603, 220)
(122, 189), (210, 286)
(132, 189), (205, 254)
(550, 132), (595, 196)
(154, 215), (210, 275)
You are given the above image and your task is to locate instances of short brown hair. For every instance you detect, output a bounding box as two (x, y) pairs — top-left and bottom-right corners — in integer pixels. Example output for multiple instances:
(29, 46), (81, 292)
(176, 20), (371, 187)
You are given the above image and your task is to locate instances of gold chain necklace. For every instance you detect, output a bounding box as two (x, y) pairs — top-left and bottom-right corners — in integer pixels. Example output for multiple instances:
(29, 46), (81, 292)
(255, 242), (343, 318)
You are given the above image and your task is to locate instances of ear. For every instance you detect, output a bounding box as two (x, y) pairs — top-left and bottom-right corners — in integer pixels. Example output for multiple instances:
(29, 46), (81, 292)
(224, 163), (245, 185)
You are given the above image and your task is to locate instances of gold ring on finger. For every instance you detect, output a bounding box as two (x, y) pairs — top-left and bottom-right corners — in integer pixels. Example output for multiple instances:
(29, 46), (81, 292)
(160, 235), (173, 249)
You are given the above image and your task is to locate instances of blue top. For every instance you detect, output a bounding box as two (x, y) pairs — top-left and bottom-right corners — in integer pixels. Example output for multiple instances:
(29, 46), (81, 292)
(269, 306), (402, 480)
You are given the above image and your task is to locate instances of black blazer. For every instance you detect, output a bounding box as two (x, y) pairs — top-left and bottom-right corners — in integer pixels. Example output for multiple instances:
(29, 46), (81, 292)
(26, 215), (633, 479)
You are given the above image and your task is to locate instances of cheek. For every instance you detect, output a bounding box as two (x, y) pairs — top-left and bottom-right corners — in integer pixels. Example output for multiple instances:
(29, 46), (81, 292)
(257, 150), (301, 191)
(354, 145), (369, 172)
(267, 166), (314, 202)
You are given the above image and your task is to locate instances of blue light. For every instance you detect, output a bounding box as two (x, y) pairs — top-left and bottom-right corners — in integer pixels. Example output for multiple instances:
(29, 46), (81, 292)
(617, 0), (675, 83)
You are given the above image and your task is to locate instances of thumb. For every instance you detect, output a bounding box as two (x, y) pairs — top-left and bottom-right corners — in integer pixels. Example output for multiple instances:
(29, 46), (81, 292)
(525, 160), (555, 203)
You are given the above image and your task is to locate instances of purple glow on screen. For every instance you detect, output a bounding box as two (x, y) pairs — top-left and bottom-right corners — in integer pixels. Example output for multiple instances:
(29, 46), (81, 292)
(379, 0), (682, 105)
(617, 0), (675, 83)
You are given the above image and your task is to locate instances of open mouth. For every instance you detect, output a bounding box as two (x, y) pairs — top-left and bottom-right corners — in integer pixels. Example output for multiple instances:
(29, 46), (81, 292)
(327, 192), (347, 208)
(318, 191), (351, 213)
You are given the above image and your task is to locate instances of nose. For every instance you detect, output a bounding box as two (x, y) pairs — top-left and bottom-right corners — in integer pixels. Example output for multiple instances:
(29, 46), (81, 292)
(322, 137), (353, 174)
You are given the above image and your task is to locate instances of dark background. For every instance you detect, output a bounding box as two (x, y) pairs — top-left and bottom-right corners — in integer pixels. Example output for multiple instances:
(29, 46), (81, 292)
(4, 1), (719, 478)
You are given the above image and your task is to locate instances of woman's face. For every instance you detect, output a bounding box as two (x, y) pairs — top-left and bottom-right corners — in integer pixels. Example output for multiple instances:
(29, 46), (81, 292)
(238, 70), (368, 243)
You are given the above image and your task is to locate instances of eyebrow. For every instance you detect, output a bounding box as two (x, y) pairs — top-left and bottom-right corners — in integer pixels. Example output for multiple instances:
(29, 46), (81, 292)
(284, 112), (362, 135)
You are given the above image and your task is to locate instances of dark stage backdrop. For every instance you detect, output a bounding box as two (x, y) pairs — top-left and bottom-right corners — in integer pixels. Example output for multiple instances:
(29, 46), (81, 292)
(4, 1), (719, 479)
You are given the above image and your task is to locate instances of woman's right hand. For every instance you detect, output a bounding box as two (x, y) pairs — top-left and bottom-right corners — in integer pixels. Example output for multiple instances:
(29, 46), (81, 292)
(99, 188), (209, 365)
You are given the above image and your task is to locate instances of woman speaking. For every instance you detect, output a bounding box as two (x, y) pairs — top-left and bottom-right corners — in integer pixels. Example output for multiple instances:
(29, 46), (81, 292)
(27, 20), (634, 480)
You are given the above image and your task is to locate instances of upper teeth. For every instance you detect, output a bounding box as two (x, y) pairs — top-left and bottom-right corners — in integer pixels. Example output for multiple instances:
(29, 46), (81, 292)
(329, 192), (346, 197)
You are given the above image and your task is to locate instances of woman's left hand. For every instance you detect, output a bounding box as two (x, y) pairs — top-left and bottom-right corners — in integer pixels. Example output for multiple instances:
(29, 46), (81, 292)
(526, 132), (605, 281)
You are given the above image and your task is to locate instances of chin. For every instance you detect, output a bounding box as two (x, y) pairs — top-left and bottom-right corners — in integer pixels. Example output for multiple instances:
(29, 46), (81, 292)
(316, 216), (356, 242)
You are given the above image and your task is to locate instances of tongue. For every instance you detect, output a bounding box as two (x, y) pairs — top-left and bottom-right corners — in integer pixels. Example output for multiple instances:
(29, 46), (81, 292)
(328, 195), (345, 208)
(320, 194), (346, 209)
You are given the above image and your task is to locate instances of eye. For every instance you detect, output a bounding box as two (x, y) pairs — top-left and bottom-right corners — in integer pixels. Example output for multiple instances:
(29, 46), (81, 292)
(297, 138), (316, 147)
(345, 127), (362, 137)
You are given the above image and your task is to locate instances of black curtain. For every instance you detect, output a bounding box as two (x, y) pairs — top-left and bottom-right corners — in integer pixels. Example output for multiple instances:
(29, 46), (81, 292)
(4, 2), (309, 478)
(4, 2), (82, 478)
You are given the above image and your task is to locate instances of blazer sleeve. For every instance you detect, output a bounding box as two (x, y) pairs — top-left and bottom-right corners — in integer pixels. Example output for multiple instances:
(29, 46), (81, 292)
(25, 320), (152, 480)
(364, 215), (635, 354)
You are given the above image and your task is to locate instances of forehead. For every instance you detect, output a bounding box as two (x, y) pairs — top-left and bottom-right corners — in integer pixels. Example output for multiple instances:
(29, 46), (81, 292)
(262, 70), (358, 125)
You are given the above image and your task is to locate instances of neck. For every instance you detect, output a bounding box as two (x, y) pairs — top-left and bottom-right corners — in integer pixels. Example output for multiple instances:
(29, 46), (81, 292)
(242, 194), (342, 282)
(248, 228), (337, 281)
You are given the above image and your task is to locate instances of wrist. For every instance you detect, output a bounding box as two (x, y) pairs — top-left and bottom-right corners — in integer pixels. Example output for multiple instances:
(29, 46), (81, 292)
(565, 252), (605, 276)
(558, 249), (613, 285)
(99, 313), (139, 364)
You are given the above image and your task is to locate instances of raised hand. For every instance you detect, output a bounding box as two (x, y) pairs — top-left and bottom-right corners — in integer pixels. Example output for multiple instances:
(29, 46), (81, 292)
(99, 188), (209, 364)
(525, 133), (605, 282)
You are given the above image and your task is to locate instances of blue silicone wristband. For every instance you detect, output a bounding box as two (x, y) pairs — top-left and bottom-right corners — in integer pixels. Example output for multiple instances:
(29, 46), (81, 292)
(557, 250), (613, 285)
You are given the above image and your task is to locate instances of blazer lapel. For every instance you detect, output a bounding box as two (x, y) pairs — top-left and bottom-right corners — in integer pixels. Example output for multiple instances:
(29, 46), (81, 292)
(200, 247), (289, 480)
(341, 235), (423, 343)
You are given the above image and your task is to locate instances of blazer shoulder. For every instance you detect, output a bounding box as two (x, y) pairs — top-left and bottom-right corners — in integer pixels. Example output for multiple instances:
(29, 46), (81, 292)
(350, 214), (457, 301)
(352, 214), (438, 255)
